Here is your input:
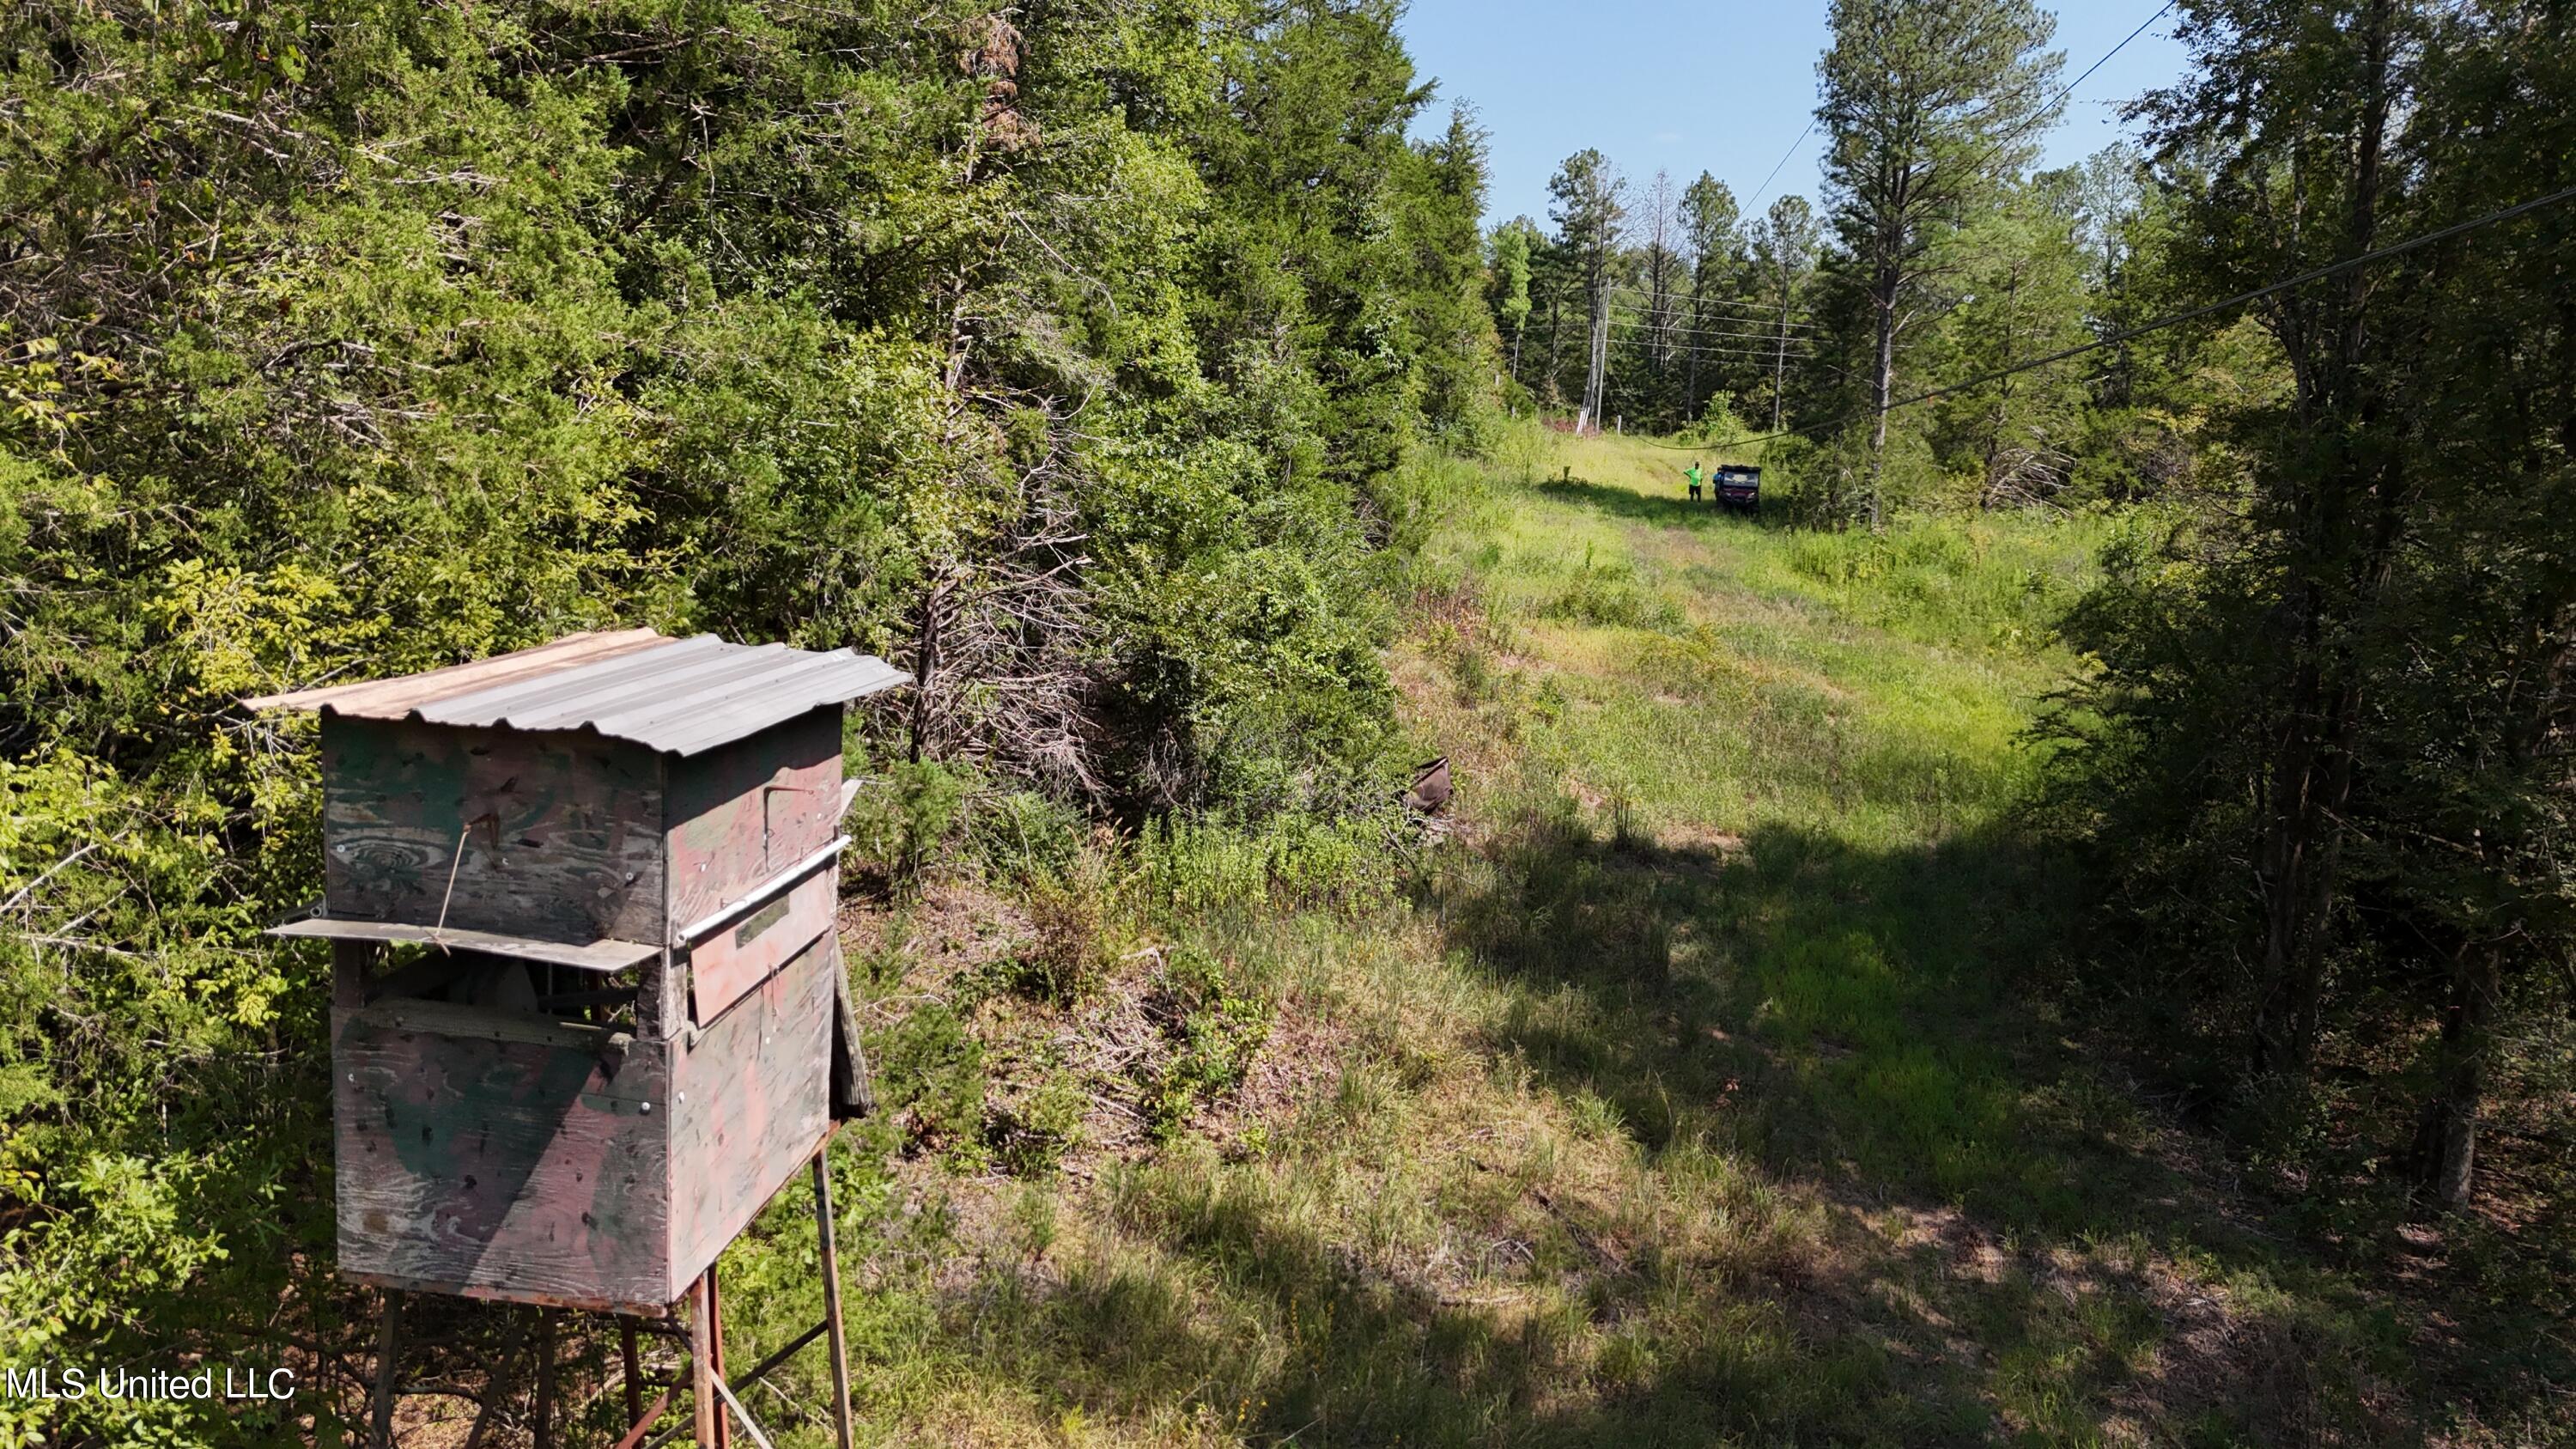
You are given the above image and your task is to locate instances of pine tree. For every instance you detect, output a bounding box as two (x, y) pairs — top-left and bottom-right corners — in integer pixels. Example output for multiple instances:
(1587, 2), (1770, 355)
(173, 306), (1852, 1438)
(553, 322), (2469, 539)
(1749, 195), (1819, 430)
(1680, 172), (1743, 425)
(1488, 216), (1541, 387)
(1547, 149), (1627, 433)
(1815, 0), (2063, 527)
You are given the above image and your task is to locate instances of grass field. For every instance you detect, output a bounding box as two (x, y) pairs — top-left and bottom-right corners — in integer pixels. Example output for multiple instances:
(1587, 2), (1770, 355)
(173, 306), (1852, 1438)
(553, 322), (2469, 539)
(677, 426), (2451, 1446)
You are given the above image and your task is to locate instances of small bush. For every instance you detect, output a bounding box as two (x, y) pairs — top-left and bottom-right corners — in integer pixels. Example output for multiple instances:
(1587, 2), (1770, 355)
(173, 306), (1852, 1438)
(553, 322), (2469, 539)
(987, 1062), (1089, 1177)
(967, 788), (1087, 886)
(1692, 391), (1748, 448)
(1140, 947), (1273, 1141)
(870, 1002), (987, 1166)
(848, 758), (970, 886)
(1005, 868), (1112, 1004)
(1540, 551), (1682, 631)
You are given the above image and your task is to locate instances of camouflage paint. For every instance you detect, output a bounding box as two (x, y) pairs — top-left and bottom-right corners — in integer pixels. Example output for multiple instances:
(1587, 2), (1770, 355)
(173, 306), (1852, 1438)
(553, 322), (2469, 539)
(664, 707), (840, 937)
(334, 1000), (674, 1309)
(321, 714), (665, 944)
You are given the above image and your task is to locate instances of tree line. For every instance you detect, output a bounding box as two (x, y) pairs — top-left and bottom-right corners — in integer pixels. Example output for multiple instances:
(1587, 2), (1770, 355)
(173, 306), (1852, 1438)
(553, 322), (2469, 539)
(1492, 0), (2576, 1226)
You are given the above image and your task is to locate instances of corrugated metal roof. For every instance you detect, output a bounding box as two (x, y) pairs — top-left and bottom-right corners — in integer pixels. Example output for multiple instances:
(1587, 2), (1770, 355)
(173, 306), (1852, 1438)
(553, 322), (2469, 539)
(246, 630), (907, 755)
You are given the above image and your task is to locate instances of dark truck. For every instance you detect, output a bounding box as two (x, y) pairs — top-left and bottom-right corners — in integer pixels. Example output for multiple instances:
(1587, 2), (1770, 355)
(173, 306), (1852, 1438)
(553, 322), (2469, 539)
(1714, 464), (1761, 512)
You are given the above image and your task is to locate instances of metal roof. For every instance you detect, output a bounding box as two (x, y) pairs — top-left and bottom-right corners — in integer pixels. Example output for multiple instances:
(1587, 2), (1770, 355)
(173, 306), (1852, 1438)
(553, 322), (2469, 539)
(245, 630), (908, 756)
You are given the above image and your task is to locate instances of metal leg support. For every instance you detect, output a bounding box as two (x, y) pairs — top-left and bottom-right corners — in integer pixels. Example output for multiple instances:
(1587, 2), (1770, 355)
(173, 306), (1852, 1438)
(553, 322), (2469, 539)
(368, 1292), (403, 1449)
(813, 1149), (856, 1449)
(690, 1274), (719, 1448)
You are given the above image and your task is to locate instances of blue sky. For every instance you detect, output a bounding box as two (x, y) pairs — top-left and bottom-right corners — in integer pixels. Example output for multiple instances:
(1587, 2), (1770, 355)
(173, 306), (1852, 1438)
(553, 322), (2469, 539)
(1396, 1), (2189, 228)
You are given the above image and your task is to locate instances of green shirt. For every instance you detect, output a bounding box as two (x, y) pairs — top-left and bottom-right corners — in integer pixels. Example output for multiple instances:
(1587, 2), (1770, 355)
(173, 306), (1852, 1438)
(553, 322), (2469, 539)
(1685, 464), (1704, 487)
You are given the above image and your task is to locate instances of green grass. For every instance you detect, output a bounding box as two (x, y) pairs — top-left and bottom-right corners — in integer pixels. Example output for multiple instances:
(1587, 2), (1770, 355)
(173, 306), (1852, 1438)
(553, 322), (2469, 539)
(675, 425), (2450, 1447)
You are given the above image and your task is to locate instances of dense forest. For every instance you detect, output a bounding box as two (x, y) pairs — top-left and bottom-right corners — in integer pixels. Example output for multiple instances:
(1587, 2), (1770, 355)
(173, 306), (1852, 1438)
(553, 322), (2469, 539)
(3, 0), (2573, 1441)
(1, 0), (1492, 1438)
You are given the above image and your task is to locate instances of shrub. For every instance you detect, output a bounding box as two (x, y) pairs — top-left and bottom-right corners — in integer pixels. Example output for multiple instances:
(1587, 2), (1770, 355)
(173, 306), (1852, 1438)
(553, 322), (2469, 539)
(848, 758), (970, 887)
(1140, 947), (1273, 1141)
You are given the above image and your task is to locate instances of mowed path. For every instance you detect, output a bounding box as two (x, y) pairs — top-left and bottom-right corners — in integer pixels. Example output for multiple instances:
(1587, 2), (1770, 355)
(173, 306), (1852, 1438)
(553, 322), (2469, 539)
(1376, 429), (2401, 1444)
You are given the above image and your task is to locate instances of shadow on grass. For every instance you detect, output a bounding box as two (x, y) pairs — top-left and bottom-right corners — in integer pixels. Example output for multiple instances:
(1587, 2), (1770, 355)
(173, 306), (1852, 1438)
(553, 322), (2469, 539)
(1534, 475), (1795, 534)
(1415, 793), (2567, 1445)
(863, 774), (2576, 1447)
(891, 800), (2448, 1446)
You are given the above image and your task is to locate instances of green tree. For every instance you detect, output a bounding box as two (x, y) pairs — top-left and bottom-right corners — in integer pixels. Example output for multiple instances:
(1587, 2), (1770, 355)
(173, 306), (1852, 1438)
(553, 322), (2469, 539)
(0, 0), (1493, 1434)
(2054, 0), (2576, 1216)
(1680, 171), (1745, 423)
(1931, 170), (2094, 506)
(1750, 194), (1820, 430)
(1815, 0), (2063, 527)
(1547, 148), (1627, 433)
(1488, 216), (1540, 387)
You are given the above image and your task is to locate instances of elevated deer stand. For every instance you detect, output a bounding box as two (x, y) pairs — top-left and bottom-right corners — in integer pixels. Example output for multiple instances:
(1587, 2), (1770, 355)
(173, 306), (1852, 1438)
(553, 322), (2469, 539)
(252, 630), (904, 1446)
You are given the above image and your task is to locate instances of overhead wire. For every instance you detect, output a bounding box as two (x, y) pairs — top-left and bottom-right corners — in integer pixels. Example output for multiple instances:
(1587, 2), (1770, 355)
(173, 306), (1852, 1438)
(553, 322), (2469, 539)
(1743, 119), (1816, 215)
(1606, 304), (1821, 334)
(1576, 3), (2177, 421)
(1942, 1), (2178, 190)
(1607, 320), (1817, 350)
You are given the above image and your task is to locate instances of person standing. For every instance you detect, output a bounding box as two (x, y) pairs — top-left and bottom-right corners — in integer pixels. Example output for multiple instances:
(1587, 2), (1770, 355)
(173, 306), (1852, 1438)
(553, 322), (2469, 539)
(1683, 460), (1704, 502)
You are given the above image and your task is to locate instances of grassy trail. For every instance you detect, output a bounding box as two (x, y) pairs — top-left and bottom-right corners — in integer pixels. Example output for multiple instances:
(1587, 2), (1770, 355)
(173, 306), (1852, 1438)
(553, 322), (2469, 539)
(756, 429), (2409, 1447)
(1362, 429), (2391, 1444)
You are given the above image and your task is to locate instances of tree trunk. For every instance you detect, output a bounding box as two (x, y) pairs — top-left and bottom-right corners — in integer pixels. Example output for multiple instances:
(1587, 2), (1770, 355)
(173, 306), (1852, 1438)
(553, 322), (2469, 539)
(2250, 0), (2395, 1077)
(1867, 279), (1895, 532)
(1543, 285), (1565, 406)
(1686, 289), (1702, 423)
(2417, 942), (2502, 1209)
(908, 575), (951, 764)
(1581, 282), (1609, 432)
(1771, 279), (1792, 432)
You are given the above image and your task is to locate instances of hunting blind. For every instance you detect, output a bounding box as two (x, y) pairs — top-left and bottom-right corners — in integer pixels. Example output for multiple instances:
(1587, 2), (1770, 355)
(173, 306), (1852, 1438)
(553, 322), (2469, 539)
(250, 628), (907, 1446)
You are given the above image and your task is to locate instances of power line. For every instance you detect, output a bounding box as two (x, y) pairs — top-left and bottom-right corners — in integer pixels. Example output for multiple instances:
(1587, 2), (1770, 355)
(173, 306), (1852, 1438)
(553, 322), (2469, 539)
(1950, 1), (2175, 186)
(1741, 3), (2171, 238)
(1607, 319), (1817, 349)
(1604, 291), (1824, 334)
(1611, 340), (1813, 366)
(2063, 3), (2177, 106)
(1602, 312), (1814, 343)
(1622, 180), (2576, 452)
(1744, 119), (1816, 215)
(1607, 301), (1821, 334)
(1606, 339), (1814, 368)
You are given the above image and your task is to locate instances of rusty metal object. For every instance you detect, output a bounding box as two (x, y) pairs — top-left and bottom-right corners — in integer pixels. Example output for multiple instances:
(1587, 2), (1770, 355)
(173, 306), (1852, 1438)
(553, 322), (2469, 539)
(611, 1380), (676, 1449)
(707, 1265), (730, 1449)
(1406, 756), (1454, 814)
(246, 630), (904, 758)
(709, 1373), (778, 1449)
(368, 1293), (402, 1449)
(622, 1317), (646, 1430)
(532, 1309), (556, 1449)
(815, 1150), (856, 1449)
(690, 1274), (718, 1448)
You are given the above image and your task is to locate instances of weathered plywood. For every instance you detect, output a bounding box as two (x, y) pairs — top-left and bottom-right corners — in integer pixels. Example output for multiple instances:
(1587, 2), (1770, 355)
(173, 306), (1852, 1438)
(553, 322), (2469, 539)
(334, 1002), (674, 1310)
(667, 937), (834, 1288)
(322, 715), (666, 944)
(687, 868), (834, 1026)
(664, 708), (841, 938)
(272, 905), (659, 973)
